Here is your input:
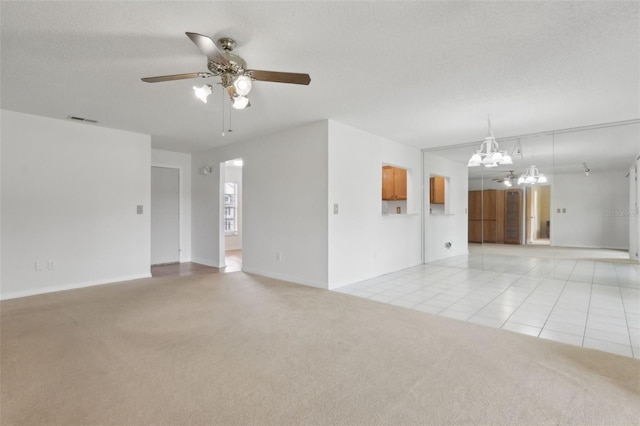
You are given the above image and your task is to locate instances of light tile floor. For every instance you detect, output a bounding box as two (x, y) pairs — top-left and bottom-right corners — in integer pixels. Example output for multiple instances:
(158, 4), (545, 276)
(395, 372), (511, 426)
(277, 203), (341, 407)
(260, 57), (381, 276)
(334, 252), (640, 358)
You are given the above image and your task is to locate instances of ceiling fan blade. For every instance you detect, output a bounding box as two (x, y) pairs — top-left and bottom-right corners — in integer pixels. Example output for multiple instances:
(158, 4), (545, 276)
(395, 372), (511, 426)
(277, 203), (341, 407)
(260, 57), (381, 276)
(141, 72), (213, 83)
(249, 70), (311, 85)
(186, 32), (229, 64)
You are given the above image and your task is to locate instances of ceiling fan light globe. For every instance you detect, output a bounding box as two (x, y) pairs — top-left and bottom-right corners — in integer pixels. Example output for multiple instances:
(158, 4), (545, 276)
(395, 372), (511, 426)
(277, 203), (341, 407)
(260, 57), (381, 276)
(517, 176), (525, 185)
(193, 84), (212, 103)
(504, 180), (512, 187)
(537, 175), (548, 183)
(232, 96), (250, 110)
(233, 75), (252, 96)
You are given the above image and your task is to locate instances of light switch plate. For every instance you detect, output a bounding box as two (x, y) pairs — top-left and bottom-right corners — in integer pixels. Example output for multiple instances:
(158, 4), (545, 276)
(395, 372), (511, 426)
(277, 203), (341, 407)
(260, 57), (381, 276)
(333, 204), (339, 214)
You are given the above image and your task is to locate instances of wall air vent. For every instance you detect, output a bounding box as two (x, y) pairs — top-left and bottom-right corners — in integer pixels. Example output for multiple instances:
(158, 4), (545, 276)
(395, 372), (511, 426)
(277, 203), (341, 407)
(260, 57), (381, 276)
(68, 116), (98, 124)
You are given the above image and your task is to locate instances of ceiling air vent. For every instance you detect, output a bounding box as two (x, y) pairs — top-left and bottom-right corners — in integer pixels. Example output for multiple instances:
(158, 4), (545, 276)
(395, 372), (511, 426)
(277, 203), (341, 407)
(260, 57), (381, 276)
(68, 116), (98, 124)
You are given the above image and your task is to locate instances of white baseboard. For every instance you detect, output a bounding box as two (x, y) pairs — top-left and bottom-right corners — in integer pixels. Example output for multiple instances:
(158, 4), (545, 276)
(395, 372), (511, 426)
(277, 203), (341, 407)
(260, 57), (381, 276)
(241, 267), (327, 290)
(190, 257), (223, 268)
(0, 273), (152, 301)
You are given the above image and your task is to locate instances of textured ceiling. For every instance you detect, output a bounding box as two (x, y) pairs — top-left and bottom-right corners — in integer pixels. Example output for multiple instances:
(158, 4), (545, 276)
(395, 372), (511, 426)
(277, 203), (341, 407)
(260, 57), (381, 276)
(1, 1), (638, 169)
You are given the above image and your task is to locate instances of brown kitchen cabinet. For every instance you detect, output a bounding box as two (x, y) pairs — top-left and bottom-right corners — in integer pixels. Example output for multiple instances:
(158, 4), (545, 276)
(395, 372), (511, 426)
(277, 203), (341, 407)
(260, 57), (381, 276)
(430, 176), (445, 204)
(382, 166), (407, 200)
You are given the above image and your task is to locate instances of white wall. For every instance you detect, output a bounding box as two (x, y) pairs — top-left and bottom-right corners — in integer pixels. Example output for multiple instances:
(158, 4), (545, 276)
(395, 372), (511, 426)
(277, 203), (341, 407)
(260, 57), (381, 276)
(191, 121), (329, 288)
(224, 164), (243, 251)
(151, 149), (192, 262)
(327, 121), (422, 288)
(553, 170), (629, 249)
(423, 152), (469, 262)
(1, 110), (151, 299)
(630, 156), (639, 261)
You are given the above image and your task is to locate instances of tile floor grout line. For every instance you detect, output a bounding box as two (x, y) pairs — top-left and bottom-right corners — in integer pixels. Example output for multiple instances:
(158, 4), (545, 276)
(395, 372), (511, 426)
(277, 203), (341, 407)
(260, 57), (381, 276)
(477, 273), (543, 330)
(614, 276), (636, 358)
(538, 278), (570, 339)
(504, 276), (553, 337)
(582, 281), (595, 347)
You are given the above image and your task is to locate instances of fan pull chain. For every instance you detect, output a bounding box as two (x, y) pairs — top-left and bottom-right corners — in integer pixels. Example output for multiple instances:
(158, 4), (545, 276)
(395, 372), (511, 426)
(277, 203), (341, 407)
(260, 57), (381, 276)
(221, 86), (225, 136)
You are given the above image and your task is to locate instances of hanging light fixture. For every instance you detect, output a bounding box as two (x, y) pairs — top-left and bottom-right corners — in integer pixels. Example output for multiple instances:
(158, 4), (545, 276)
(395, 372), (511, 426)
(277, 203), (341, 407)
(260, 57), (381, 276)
(502, 171), (517, 187)
(233, 74), (252, 96)
(517, 165), (547, 185)
(193, 84), (213, 103)
(232, 95), (250, 110)
(467, 116), (513, 167)
(220, 73), (252, 110)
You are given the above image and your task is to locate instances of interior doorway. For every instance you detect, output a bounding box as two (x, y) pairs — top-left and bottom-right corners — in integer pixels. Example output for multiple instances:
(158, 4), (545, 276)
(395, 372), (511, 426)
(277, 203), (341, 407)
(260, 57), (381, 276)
(221, 158), (243, 270)
(525, 185), (551, 245)
(151, 166), (180, 265)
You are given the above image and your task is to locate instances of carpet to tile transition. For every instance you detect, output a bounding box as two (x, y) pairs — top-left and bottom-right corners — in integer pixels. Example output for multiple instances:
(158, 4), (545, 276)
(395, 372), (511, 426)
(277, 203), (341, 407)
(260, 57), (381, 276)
(1, 271), (639, 425)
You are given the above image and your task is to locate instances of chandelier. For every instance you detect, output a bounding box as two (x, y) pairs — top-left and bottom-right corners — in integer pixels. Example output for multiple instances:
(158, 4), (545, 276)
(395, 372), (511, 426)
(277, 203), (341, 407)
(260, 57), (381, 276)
(517, 165), (547, 184)
(467, 117), (513, 168)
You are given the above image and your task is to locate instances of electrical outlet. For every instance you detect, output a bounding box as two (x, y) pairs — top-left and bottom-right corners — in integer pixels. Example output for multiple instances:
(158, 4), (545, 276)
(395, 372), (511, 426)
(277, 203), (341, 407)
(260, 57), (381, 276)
(34, 261), (45, 271)
(47, 260), (55, 270)
(137, 205), (143, 214)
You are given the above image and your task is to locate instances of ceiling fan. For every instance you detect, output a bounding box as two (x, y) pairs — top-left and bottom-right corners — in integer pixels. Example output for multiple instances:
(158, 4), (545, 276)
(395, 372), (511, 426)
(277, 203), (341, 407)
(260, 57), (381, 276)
(141, 32), (311, 109)
(492, 170), (518, 187)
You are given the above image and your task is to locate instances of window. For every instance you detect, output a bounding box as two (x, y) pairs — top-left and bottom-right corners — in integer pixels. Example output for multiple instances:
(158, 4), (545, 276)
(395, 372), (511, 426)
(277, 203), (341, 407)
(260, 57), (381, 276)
(224, 182), (238, 235)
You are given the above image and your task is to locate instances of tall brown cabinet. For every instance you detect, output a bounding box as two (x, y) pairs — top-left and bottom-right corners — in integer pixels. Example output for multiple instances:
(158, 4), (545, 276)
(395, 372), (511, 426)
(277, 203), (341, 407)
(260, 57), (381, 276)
(468, 189), (521, 244)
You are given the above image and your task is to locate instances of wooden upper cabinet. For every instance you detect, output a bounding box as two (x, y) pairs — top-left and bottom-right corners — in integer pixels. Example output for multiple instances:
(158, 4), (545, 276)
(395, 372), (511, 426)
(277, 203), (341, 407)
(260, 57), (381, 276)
(430, 176), (445, 204)
(382, 166), (407, 200)
(382, 166), (394, 200)
(394, 167), (407, 200)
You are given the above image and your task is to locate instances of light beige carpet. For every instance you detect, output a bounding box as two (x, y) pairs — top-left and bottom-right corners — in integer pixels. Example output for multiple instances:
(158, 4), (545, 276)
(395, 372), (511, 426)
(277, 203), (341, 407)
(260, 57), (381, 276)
(1, 272), (639, 425)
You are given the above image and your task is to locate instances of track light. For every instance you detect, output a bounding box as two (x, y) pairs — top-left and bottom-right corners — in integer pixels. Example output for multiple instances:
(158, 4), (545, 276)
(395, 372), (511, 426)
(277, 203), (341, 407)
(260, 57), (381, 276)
(200, 166), (213, 175)
(193, 84), (213, 103)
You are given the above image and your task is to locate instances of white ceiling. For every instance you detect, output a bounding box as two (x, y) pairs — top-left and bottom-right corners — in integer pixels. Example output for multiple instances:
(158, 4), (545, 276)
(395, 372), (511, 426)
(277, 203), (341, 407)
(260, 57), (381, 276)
(1, 1), (638, 169)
